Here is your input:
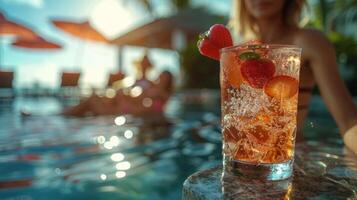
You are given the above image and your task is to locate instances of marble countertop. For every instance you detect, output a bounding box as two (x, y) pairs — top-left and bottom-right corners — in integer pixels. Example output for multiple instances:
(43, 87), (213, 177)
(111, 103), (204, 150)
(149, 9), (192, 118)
(183, 141), (357, 200)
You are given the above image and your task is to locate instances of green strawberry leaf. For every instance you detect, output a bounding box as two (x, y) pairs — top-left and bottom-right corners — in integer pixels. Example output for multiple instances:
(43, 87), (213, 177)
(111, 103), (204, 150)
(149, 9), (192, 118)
(197, 31), (209, 46)
(239, 51), (261, 60)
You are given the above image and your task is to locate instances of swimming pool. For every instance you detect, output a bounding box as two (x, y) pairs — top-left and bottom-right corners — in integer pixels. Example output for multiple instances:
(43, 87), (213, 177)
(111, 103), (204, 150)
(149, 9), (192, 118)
(0, 93), (353, 200)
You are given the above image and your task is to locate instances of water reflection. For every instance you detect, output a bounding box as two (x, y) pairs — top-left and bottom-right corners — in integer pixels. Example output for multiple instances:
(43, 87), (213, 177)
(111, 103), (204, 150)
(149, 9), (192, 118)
(111, 153), (124, 162)
(54, 168), (61, 175)
(134, 114), (171, 145)
(109, 136), (120, 146)
(114, 116), (126, 126)
(115, 161), (131, 170)
(100, 174), (107, 181)
(103, 141), (113, 149)
(97, 136), (106, 144)
(0, 97), (224, 199)
(115, 171), (126, 179)
(84, 114), (176, 185)
(124, 130), (134, 139)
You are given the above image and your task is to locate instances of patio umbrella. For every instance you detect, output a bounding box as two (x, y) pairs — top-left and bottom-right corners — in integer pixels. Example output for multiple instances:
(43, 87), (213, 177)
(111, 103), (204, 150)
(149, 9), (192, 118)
(51, 19), (109, 68)
(52, 20), (108, 43)
(111, 8), (218, 70)
(111, 8), (217, 49)
(0, 12), (40, 67)
(11, 37), (62, 50)
(0, 12), (38, 39)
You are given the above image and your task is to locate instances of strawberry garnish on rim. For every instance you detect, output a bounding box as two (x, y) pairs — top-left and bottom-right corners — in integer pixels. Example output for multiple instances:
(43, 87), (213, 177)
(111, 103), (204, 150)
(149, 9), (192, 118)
(197, 24), (233, 60)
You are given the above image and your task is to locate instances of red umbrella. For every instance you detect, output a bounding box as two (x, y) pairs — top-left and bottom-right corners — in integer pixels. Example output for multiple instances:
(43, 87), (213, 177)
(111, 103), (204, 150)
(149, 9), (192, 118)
(52, 20), (108, 43)
(11, 37), (62, 50)
(0, 12), (38, 39)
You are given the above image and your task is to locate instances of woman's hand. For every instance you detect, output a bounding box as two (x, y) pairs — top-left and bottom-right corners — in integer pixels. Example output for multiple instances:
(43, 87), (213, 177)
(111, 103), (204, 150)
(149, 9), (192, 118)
(344, 125), (357, 154)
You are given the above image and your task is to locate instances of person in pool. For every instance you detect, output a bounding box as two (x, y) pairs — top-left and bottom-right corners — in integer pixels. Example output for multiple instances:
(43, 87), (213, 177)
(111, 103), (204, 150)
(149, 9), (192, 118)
(63, 52), (173, 117)
(229, 0), (357, 152)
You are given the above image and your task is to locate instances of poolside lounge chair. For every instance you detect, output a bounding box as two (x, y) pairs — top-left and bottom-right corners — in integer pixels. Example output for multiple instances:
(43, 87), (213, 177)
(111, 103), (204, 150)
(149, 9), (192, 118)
(60, 72), (80, 87)
(0, 71), (15, 98)
(58, 71), (81, 99)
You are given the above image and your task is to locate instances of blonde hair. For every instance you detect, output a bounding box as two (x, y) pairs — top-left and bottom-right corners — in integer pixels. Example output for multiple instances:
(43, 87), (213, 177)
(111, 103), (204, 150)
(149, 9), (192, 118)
(229, 0), (308, 41)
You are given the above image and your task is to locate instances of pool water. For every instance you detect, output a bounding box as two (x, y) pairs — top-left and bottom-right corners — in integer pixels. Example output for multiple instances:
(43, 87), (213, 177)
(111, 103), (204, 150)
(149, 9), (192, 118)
(0, 94), (353, 200)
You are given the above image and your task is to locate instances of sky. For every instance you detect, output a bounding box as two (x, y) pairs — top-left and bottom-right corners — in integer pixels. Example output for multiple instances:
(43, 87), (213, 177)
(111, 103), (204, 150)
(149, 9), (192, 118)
(0, 0), (231, 89)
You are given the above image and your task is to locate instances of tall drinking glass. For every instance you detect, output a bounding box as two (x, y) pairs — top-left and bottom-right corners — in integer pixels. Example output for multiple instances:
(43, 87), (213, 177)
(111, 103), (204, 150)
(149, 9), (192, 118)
(220, 44), (301, 181)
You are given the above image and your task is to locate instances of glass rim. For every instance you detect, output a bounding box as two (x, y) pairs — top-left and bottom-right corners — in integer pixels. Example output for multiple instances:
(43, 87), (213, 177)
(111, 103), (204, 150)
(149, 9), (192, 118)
(220, 44), (302, 53)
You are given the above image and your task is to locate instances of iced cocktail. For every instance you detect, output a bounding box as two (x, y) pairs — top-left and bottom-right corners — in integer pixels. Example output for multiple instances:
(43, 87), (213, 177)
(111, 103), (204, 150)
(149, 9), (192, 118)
(220, 44), (301, 180)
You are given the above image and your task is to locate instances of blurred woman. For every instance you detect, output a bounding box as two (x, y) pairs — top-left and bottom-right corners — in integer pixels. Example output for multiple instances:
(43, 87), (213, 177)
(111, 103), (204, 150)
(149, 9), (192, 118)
(230, 0), (357, 152)
(115, 70), (173, 116)
(63, 53), (173, 117)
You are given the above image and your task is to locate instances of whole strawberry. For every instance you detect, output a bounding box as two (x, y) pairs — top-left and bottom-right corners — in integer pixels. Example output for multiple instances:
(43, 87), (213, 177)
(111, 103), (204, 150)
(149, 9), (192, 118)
(240, 52), (276, 89)
(197, 24), (233, 60)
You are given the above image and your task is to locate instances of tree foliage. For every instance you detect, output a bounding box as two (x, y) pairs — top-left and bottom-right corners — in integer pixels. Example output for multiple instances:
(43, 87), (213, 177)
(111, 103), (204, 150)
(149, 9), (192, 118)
(180, 41), (220, 89)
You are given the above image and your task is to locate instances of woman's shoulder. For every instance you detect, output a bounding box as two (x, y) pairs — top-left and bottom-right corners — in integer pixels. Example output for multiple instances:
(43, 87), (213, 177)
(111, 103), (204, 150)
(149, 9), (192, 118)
(294, 28), (333, 50)
(296, 28), (325, 37)
(293, 28), (335, 59)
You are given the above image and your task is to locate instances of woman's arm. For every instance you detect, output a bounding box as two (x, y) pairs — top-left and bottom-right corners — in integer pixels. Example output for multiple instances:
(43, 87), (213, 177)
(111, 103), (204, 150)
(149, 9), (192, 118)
(298, 29), (357, 135)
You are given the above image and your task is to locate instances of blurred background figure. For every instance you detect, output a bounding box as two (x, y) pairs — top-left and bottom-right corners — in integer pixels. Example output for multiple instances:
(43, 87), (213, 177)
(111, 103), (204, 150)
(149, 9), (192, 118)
(63, 51), (173, 116)
(107, 70), (126, 88)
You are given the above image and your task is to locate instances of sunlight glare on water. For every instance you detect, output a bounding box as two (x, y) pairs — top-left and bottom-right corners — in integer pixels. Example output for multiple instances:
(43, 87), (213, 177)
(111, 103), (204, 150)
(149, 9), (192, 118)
(124, 130), (134, 139)
(110, 136), (120, 146)
(111, 153), (125, 162)
(97, 136), (106, 144)
(115, 171), (126, 179)
(114, 116), (126, 126)
(116, 161), (131, 170)
(100, 174), (107, 181)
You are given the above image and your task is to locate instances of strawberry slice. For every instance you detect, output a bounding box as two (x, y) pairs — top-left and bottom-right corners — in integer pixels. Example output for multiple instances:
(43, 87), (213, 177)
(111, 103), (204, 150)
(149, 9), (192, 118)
(264, 75), (299, 99)
(240, 58), (275, 89)
(197, 24), (233, 60)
